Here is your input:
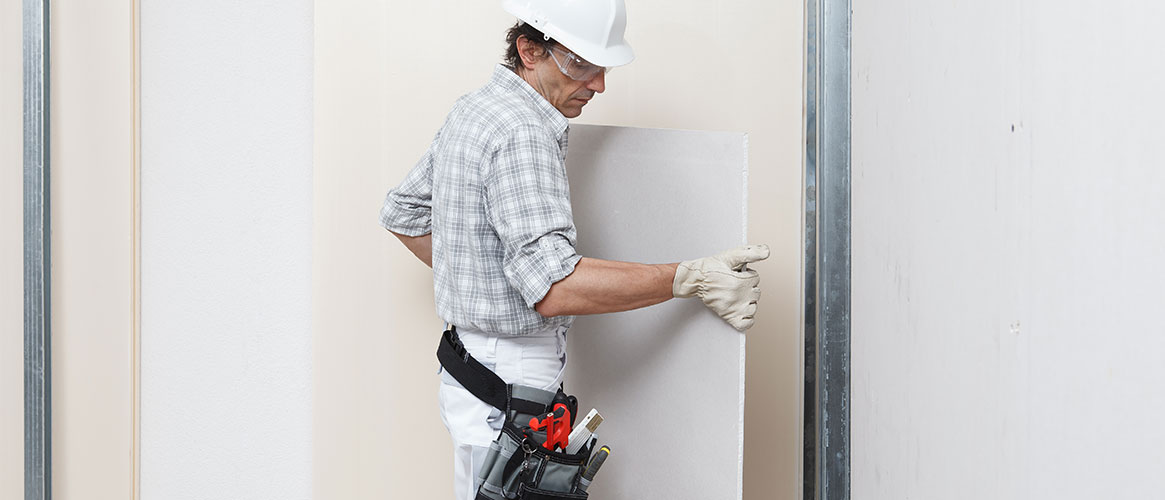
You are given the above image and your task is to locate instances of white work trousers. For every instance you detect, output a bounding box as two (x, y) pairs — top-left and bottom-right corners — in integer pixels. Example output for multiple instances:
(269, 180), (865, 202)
(437, 324), (568, 500)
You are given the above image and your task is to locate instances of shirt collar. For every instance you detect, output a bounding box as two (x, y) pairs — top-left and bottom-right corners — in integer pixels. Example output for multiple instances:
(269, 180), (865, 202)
(490, 64), (569, 139)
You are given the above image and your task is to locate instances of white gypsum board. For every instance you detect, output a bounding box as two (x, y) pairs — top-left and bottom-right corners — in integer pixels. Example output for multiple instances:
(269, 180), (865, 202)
(564, 124), (747, 500)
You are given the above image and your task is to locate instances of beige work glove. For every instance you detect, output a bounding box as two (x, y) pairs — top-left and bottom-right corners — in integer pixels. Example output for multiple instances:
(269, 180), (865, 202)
(673, 244), (770, 331)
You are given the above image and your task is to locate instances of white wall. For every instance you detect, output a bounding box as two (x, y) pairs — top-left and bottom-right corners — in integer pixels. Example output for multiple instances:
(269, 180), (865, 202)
(141, 2), (313, 499)
(852, 0), (1165, 498)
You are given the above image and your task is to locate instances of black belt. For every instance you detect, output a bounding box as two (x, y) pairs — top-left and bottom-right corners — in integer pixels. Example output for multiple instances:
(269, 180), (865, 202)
(436, 326), (551, 416)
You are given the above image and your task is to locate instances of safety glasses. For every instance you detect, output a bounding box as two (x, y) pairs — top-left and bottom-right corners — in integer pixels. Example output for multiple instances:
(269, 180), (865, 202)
(548, 45), (607, 82)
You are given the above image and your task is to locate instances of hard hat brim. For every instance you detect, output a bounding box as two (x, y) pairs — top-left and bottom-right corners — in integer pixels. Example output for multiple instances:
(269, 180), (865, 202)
(551, 30), (635, 68)
(575, 41), (635, 68)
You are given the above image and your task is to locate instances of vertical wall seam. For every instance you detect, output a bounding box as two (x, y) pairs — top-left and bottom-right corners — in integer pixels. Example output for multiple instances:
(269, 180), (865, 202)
(131, 0), (143, 497)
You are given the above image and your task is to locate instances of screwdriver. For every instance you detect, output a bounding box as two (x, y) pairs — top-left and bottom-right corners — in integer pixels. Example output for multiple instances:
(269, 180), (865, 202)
(577, 445), (610, 493)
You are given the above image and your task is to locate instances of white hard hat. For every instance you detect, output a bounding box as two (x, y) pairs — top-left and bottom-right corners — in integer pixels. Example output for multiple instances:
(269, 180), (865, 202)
(503, 0), (635, 68)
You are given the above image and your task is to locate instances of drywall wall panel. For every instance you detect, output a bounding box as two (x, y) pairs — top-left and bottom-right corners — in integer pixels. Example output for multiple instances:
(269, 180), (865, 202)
(314, 2), (802, 499)
(46, 1), (137, 497)
(1, 0), (24, 496)
(141, 1), (313, 498)
(565, 124), (747, 499)
(852, 0), (1165, 498)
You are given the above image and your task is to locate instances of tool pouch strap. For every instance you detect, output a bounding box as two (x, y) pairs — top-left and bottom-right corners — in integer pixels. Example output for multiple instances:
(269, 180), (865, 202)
(436, 326), (552, 416)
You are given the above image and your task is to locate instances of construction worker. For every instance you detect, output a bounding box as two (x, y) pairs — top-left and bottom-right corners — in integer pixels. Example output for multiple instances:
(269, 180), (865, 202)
(379, 1), (769, 498)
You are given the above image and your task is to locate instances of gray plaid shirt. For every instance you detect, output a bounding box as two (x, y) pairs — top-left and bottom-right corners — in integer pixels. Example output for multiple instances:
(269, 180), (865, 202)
(380, 64), (580, 335)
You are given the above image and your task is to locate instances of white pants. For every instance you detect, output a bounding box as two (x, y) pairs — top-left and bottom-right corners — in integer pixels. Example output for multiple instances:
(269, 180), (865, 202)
(438, 325), (568, 500)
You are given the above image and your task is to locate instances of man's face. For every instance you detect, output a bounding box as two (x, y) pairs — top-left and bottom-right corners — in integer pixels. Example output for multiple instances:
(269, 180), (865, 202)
(519, 40), (606, 118)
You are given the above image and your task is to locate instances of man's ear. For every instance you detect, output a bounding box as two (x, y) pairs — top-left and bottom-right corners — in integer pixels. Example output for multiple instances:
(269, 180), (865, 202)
(516, 35), (546, 70)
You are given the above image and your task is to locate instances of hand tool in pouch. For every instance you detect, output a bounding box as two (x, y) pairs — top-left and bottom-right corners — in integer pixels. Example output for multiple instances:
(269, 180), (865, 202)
(529, 403), (572, 451)
(576, 445), (611, 493)
(564, 408), (603, 453)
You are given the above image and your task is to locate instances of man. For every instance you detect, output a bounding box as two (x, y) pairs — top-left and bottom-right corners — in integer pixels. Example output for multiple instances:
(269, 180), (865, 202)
(379, 1), (769, 498)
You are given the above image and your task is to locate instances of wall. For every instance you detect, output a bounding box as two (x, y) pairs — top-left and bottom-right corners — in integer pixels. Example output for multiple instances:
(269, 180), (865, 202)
(140, 1), (313, 499)
(2, 0), (25, 497)
(48, 1), (138, 497)
(313, 3), (449, 497)
(852, 0), (1165, 498)
(314, 1), (804, 499)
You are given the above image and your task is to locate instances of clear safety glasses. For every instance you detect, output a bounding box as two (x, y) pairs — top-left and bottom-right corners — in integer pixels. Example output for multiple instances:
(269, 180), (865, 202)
(548, 45), (608, 82)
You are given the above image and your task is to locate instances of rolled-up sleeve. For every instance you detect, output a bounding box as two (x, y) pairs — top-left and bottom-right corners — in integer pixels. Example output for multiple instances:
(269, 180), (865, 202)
(484, 124), (581, 308)
(380, 140), (435, 236)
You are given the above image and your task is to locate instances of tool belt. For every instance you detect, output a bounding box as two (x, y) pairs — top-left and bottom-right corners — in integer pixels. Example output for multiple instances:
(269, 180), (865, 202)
(438, 326), (596, 500)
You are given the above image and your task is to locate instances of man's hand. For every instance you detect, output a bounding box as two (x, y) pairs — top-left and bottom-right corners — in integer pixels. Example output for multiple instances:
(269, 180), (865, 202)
(673, 244), (770, 331)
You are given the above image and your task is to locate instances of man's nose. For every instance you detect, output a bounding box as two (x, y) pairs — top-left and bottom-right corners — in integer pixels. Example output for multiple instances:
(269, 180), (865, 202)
(586, 71), (606, 94)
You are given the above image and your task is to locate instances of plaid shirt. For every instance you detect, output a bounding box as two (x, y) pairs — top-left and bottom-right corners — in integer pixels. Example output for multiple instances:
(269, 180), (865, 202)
(380, 65), (581, 335)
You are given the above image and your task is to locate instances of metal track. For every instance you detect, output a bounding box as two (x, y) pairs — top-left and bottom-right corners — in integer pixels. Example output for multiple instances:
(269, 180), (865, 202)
(24, 1), (51, 499)
(804, 0), (851, 497)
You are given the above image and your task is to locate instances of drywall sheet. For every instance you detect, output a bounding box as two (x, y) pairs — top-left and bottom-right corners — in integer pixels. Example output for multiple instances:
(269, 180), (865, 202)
(851, 0), (1165, 497)
(142, 2), (313, 499)
(564, 124), (747, 500)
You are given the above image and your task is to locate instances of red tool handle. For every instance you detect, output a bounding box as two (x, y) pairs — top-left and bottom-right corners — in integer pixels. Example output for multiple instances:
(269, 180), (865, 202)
(529, 403), (572, 451)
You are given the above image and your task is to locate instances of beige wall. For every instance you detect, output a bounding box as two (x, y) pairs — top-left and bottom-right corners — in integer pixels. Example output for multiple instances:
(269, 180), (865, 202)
(51, 0), (136, 498)
(2, 0), (26, 498)
(315, 1), (803, 498)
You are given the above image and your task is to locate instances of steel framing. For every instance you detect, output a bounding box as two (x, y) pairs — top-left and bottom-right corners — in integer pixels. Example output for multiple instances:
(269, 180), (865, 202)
(803, 0), (851, 497)
(24, 0), (51, 499)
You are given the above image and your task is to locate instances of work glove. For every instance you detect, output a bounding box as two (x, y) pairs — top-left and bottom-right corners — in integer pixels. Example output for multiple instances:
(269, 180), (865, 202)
(673, 244), (770, 331)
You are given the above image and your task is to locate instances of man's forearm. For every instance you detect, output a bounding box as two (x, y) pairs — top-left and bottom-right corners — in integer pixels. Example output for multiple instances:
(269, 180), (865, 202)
(391, 231), (433, 268)
(535, 257), (678, 317)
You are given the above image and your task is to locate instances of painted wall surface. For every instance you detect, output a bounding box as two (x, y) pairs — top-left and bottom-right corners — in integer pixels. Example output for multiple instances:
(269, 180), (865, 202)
(2, 0), (24, 497)
(315, 1), (803, 499)
(141, 2), (313, 499)
(852, 0), (1165, 498)
(39, 1), (137, 497)
(566, 125), (748, 499)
